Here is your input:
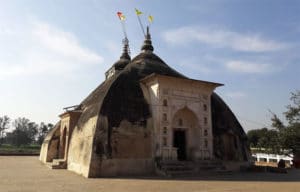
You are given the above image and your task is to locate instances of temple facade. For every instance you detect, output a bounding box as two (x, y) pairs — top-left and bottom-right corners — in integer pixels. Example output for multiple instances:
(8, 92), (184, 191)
(40, 29), (251, 177)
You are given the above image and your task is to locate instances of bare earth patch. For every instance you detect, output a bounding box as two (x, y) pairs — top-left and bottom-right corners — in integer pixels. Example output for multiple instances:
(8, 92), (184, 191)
(0, 156), (299, 192)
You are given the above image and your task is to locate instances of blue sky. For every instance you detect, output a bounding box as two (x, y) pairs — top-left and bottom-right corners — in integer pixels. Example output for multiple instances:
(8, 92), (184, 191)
(0, 0), (299, 131)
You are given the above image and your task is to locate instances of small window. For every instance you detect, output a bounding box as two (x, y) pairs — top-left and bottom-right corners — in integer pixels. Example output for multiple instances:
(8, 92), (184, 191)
(203, 104), (207, 111)
(204, 140), (208, 148)
(260, 158), (267, 162)
(163, 137), (167, 146)
(163, 127), (167, 134)
(178, 118), (183, 126)
(270, 159), (277, 163)
(204, 117), (208, 125)
(163, 113), (167, 121)
(204, 129), (208, 136)
(163, 99), (168, 106)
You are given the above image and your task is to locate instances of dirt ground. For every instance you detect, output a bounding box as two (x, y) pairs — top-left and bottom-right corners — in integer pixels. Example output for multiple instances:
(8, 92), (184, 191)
(0, 156), (299, 192)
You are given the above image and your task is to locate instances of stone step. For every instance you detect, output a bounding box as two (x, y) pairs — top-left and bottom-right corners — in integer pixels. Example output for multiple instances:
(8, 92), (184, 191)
(157, 160), (227, 177)
(196, 160), (225, 170)
(158, 160), (197, 177)
(166, 169), (196, 177)
(162, 166), (194, 171)
(160, 164), (195, 168)
(160, 160), (193, 166)
(46, 159), (67, 169)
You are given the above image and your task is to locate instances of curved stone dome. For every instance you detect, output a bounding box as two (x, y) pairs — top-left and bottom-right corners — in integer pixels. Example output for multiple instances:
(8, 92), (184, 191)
(40, 29), (250, 178)
(74, 30), (249, 160)
(124, 51), (185, 78)
(100, 32), (187, 126)
(113, 56), (130, 70)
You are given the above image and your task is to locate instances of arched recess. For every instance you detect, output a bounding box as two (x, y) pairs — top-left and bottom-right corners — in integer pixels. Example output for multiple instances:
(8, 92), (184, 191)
(59, 127), (67, 159)
(171, 106), (199, 160)
(221, 132), (239, 161)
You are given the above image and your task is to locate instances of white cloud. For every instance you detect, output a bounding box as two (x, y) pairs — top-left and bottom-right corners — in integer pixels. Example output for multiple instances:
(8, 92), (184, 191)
(32, 21), (102, 63)
(225, 60), (272, 73)
(0, 20), (103, 78)
(162, 26), (287, 52)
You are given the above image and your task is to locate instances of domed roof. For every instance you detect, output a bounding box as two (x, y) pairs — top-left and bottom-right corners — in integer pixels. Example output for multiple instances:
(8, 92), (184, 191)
(122, 28), (185, 79)
(75, 29), (248, 158)
(113, 53), (130, 70)
(79, 28), (191, 131)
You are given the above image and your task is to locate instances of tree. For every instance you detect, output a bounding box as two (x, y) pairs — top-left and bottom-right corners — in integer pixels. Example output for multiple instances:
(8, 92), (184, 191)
(284, 91), (300, 125)
(5, 129), (31, 146)
(0, 115), (10, 145)
(247, 128), (280, 153)
(6, 117), (38, 146)
(247, 129), (261, 148)
(271, 90), (300, 157)
(37, 122), (53, 144)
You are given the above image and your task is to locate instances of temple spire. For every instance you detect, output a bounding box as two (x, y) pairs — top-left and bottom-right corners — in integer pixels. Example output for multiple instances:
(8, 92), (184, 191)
(141, 26), (154, 52)
(120, 37), (131, 60)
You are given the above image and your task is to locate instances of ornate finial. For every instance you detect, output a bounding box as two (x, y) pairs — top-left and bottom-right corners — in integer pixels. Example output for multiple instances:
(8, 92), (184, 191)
(120, 37), (131, 60)
(141, 26), (154, 52)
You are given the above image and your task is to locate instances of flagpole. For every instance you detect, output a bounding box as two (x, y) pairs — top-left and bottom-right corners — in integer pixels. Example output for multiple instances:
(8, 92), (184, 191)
(120, 20), (128, 39)
(135, 8), (146, 37)
(137, 16), (146, 37)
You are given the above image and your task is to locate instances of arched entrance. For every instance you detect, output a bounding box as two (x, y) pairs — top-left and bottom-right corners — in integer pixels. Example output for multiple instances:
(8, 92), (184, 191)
(59, 127), (67, 159)
(172, 107), (199, 161)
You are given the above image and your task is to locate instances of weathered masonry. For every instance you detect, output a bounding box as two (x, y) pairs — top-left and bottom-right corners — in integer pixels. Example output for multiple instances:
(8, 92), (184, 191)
(40, 29), (251, 177)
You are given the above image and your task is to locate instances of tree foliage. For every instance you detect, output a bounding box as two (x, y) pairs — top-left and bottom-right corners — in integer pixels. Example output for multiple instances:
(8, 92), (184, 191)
(247, 128), (280, 153)
(37, 122), (53, 145)
(1, 116), (52, 146)
(284, 91), (300, 125)
(5, 118), (38, 146)
(271, 91), (300, 155)
(0, 115), (10, 145)
(248, 90), (300, 156)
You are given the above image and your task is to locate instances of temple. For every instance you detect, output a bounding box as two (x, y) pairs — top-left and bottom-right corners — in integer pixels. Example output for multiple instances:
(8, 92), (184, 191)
(40, 28), (251, 177)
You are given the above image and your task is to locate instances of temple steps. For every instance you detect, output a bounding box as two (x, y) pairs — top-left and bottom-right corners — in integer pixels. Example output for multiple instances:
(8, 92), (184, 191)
(157, 160), (229, 177)
(157, 160), (196, 177)
(46, 159), (67, 169)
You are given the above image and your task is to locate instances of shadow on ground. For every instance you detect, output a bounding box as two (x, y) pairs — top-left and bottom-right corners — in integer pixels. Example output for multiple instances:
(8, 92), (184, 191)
(91, 169), (300, 182)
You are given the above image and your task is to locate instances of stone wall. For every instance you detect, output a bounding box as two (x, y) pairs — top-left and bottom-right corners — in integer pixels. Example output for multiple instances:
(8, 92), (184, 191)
(39, 122), (60, 163)
(67, 116), (97, 177)
(88, 117), (154, 177)
(140, 74), (220, 160)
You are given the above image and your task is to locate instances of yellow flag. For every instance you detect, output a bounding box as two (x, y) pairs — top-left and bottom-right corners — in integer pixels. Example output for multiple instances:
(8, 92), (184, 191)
(120, 15), (126, 21)
(135, 8), (143, 15)
(148, 15), (153, 23)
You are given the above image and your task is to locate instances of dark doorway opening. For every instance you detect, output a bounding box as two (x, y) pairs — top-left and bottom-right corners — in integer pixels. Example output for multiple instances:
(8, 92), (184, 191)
(173, 129), (187, 161)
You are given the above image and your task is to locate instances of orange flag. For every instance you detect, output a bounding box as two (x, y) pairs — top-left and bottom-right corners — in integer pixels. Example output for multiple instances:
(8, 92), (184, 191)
(117, 12), (125, 20)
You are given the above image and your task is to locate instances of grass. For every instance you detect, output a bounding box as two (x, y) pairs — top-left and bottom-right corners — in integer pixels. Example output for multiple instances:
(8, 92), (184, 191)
(0, 144), (40, 155)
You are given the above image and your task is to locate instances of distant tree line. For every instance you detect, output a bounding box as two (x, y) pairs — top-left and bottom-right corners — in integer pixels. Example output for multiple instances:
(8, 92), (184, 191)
(0, 116), (53, 146)
(247, 128), (281, 153)
(247, 90), (300, 158)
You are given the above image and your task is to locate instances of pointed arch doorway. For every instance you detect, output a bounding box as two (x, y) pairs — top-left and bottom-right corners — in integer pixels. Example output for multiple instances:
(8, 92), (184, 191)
(172, 107), (199, 161)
